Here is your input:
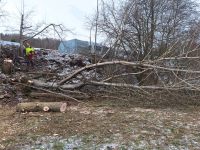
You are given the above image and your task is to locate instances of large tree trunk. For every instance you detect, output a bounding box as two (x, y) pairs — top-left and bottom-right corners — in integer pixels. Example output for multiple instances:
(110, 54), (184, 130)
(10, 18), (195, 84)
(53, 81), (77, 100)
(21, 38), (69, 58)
(16, 102), (67, 112)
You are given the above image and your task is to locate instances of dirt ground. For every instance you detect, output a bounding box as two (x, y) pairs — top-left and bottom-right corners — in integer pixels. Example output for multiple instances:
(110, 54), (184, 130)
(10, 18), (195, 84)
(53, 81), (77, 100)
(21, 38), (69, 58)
(0, 98), (200, 150)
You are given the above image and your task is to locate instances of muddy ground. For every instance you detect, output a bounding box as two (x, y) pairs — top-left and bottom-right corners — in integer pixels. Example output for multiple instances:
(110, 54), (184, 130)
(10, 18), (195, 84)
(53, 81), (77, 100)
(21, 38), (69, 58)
(0, 97), (200, 150)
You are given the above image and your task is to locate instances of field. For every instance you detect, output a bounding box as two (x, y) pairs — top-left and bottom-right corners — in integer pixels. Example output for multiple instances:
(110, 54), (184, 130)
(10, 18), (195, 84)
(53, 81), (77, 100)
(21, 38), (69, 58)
(0, 96), (200, 150)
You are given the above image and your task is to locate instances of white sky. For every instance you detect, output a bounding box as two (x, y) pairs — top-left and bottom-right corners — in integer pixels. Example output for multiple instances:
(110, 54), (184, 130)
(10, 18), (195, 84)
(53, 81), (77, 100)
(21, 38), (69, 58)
(1, 0), (100, 41)
(2, 0), (200, 42)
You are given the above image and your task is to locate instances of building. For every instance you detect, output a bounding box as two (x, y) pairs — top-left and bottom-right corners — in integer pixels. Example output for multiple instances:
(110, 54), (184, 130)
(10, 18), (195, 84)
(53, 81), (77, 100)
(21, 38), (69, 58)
(58, 39), (89, 54)
(0, 40), (20, 47)
(58, 39), (108, 55)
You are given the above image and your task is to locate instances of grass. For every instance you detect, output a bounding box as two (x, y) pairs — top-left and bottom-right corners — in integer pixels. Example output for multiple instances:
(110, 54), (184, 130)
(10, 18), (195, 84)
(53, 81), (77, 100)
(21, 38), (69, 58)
(0, 97), (200, 149)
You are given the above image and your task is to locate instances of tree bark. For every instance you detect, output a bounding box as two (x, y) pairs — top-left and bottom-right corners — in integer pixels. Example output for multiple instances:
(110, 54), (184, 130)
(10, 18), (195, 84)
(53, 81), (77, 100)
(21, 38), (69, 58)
(16, 102), (67, 112)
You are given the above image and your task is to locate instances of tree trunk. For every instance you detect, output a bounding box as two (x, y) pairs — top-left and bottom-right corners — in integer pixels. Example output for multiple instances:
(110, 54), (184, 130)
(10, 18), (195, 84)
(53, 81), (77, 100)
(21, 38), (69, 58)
(19, 14), (24, 57)
(16, 102), (67, 112)
(2, 59), (14, 74)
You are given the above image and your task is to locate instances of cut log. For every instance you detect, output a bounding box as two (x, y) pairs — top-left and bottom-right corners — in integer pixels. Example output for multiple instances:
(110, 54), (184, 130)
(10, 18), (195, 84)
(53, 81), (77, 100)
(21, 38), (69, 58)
(2, 59), (14, 74)
(16, 102), (67, 112)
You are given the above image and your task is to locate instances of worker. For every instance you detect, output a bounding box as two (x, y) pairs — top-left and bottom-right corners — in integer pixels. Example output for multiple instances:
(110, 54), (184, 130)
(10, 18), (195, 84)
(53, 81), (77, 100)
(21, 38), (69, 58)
(24, 43), (35, 69)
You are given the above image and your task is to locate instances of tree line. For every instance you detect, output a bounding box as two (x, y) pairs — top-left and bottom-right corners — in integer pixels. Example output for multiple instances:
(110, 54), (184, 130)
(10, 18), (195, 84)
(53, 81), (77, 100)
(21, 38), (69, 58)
(1, 33), (60, 50)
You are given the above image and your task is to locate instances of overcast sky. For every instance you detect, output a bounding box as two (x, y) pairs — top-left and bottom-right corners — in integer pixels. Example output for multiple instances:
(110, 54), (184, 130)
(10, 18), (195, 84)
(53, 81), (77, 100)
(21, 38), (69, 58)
(2, 0), (200, 42)
(1, 0), (99, 41)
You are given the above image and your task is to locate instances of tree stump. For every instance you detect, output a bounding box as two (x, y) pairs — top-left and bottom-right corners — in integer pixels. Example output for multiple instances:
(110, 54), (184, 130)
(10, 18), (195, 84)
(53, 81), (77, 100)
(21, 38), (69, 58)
(2, 59), (14, 74)
(16, 102), (67, 112)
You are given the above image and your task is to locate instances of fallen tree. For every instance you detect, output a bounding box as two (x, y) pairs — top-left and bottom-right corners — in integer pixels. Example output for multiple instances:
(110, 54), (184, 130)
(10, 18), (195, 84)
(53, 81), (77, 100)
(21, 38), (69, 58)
(58, 60), (200, 88)
(89, 81), (200, 91)
(11, 81), (84, 103)
(30, 91), (90, 100)
(31, 79), (84, 90)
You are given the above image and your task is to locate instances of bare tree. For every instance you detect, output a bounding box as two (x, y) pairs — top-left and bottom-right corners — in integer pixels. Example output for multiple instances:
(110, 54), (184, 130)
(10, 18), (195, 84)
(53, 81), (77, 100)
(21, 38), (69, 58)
(97, 0), (199, 60)
(15, 0), (71, 56)
(86, 0), (200, 85)
(18, 0), (44, 55)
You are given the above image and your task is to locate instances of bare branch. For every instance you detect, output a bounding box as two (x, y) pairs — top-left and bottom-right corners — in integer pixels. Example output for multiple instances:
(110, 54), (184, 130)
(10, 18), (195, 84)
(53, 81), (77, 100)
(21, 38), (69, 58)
(58, 60), (200, 85)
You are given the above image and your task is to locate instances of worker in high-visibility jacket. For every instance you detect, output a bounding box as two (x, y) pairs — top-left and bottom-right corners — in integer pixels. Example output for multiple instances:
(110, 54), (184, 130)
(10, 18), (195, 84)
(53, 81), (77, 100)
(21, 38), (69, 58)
(25, 45), (35, 68)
